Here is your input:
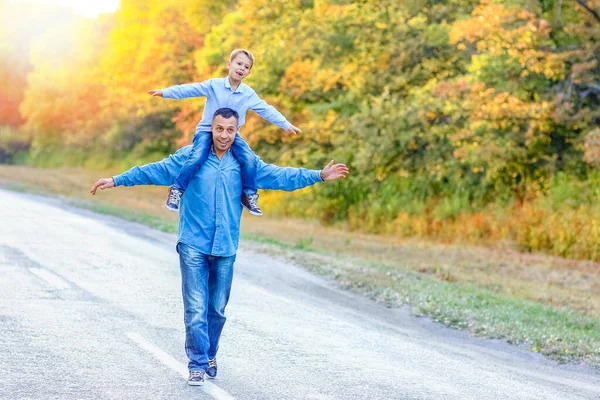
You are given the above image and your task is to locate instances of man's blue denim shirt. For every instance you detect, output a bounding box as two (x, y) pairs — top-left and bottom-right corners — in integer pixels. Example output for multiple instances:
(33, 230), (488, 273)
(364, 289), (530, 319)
(113, 146), (323, 257)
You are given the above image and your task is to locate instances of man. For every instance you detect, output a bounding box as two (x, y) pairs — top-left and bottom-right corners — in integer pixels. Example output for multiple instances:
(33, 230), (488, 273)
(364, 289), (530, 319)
(90, 108), (349, 385)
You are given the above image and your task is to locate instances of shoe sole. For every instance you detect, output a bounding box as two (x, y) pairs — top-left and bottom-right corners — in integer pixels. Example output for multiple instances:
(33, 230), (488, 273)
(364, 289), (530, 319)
(165, 204), (179, 213)
(241, 204), (263, 217)
(187, 380), (205, 386)
(207, 375), (216, 380)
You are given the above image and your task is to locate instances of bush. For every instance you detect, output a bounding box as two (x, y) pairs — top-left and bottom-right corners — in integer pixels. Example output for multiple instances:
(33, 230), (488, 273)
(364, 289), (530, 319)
(0, 126), (30, 164)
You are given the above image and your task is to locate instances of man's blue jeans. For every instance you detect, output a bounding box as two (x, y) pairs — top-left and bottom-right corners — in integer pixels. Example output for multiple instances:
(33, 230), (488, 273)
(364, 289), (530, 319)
(173, 131), (258, 196)
(177, 242), (236, 371)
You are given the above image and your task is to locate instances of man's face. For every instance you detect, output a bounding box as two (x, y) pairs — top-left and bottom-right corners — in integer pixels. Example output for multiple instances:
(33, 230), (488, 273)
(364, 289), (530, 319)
(212, 115), (238, 154)
(227, 53), (252, 82)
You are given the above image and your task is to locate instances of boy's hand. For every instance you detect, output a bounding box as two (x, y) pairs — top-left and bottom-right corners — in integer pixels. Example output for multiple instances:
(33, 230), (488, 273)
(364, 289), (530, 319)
(148, 89), (163, 97)
(286, 125), (302, 135)
(320, 160), (349, 181)
(90, 178), (115, 195)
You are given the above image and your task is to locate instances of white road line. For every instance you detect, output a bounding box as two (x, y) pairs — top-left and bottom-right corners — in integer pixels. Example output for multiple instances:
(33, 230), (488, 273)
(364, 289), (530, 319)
(29, 268), (71, 290)
(126, 332), (235, 400)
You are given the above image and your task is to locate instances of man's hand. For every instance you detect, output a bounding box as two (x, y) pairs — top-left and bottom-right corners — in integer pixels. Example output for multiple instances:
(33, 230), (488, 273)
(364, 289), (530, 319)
(286, 125), (302, 135)
(320, 160), (349, 182)
(90, 178), (115, 195)
(147, 89), (163, 97)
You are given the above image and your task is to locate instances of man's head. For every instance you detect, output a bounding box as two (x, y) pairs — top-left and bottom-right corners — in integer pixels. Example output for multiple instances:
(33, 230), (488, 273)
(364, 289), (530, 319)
(212, 108), (239, 156)
(227, 49), (254, 83)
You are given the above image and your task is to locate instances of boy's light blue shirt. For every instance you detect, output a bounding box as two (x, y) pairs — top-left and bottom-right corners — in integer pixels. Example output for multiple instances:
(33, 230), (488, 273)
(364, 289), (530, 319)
(113, 145), (322, 257)
(162, 78), (292, 133)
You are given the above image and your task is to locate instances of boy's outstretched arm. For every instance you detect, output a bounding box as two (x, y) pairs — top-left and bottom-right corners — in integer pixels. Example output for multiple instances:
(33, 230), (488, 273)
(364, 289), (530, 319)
(148, 80), (213, 100)
(148, 89), (163, 97)
(248, 91), (302, 134)
(286, 125), (302, 134)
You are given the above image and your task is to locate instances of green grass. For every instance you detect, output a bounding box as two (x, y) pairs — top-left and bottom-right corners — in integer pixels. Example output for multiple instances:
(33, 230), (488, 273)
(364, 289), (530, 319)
(2, 179), (600, 368)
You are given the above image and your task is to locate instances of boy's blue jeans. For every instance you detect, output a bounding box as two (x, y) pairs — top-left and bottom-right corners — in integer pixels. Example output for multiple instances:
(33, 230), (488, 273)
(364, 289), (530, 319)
(177, 242), (236, 371)
(173, 131), (257, 196)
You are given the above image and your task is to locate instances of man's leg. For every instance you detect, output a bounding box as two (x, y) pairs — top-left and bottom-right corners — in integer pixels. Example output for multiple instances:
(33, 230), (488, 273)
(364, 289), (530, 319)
(166, 132), (212, 212)
(177, 242), (211, 383)
(205, 254), (236, 378)
(230, 134), (262, 216)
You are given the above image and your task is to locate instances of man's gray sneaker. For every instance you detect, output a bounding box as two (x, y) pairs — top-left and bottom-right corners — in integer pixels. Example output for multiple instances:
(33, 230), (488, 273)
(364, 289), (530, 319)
(206, 358), (217, 379)
(187, 370), (205, 386)
(166, 186), (183, 212)
(241, 193), (263, 216)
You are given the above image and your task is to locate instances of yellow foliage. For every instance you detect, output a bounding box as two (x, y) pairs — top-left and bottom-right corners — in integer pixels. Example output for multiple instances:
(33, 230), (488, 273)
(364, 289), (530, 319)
(280, 60), (319, 100)
(450, 1), (571, 81)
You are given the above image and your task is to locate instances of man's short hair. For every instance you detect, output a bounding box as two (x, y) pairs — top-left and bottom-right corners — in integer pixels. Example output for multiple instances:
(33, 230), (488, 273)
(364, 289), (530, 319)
(213, 108), (239, 122)
(229, 49), (255, 68)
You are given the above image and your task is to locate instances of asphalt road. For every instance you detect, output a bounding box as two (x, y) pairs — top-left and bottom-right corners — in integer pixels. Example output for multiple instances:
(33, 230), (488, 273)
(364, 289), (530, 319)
(1, 188), (599, 400)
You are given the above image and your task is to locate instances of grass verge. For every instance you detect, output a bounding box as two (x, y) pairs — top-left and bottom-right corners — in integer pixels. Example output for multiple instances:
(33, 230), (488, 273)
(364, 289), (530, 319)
(1, 165), (599, 367)
(239, 236), (600, 366)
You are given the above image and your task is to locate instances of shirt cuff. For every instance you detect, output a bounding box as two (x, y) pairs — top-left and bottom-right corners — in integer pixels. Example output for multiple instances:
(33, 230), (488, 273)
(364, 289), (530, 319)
(112, 175), (123, 187)
(162, 87), (174, 99)
(314, 170), (324, 183)
(281, 121), (292, 131)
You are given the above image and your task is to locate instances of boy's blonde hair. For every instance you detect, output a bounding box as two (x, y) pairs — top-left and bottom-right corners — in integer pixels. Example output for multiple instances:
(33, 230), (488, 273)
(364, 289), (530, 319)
(230, 49), (255, 68)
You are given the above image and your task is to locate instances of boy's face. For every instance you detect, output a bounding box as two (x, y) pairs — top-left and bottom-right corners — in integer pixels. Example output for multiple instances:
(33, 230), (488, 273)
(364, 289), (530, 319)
(227, 53), (252, 82)
(212, 115), (238, 154)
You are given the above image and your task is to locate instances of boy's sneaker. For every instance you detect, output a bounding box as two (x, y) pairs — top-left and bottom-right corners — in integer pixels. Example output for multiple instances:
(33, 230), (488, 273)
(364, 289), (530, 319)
(241, 194), (263, 216)
(166, 186), (183, 212)
(187, 370), (205, 386)
(206, 358), (217, 379)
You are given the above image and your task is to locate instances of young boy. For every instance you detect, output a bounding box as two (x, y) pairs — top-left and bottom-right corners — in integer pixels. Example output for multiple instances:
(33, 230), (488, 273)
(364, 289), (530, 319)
(148, 49), (301, 216)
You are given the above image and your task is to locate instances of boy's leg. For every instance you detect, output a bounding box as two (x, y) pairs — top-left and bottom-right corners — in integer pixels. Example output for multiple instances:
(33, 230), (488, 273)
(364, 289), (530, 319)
(174, 132), (212, 191)
(166, 132), (212, 212)
(230, 133), (262, 216)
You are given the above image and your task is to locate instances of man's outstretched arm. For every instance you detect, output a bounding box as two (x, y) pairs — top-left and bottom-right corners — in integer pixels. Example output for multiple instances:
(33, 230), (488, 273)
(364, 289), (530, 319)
(91, 147), (349, 194)
(255, 159), (349, 191)
(90, 149), (191, 195)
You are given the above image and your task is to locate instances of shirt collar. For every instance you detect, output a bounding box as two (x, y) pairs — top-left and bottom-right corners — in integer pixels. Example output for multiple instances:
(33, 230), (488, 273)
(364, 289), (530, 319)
(223, 77), (247, 93)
